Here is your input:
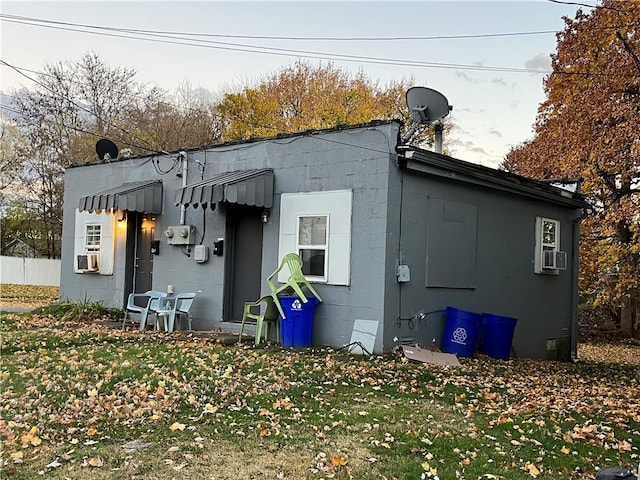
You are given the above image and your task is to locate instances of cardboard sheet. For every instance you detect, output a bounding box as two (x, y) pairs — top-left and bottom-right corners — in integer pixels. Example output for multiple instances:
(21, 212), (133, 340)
(402, 345), (461, 367)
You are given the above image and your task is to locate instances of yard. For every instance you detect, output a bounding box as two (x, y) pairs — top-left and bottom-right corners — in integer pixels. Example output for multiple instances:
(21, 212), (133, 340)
(0, 287), (638, 479)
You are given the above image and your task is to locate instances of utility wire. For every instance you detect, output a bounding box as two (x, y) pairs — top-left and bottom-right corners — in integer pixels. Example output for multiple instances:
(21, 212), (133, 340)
(0, 15), (552, 74)
(3, 15), (635, 77)
(547, 0), (634, 12)
(0, 14), (561, 41)
(2, 67), (208, 120)
(1, 58), (163, 155)
(0, 103), (22, 116)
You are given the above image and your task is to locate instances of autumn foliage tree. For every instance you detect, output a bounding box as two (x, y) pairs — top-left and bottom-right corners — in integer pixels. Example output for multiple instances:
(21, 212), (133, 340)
(503, 0), (640, 338)
(216, 61), (448, 149)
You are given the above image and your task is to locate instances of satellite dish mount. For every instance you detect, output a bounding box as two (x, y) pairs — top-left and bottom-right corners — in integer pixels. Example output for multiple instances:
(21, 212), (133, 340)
(402, 87), (452, 153)
(95, 138), (119, 162)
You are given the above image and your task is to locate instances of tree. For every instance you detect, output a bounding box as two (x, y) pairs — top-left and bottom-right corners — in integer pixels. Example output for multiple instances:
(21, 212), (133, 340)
(0, 121), (27, 204)
(7, 53), (222, 258)
(126, 79), (222, 152)
(503, 0), (640, 338)
(216, 60), (450, 150)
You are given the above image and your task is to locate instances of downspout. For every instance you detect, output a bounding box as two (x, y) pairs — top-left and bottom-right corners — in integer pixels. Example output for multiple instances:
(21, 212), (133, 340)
(179, 151), (188, 225)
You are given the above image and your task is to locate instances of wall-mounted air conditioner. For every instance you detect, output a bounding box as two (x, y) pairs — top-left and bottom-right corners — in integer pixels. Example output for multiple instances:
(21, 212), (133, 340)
(164, 225), (195, 245)
(543, 250), (567, 270)
(77, 253), (100, 272)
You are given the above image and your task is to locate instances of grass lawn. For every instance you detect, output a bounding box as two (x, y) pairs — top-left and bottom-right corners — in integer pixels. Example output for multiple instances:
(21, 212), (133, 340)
(0, 299), (638, 479)
(0, 284), (59, 307)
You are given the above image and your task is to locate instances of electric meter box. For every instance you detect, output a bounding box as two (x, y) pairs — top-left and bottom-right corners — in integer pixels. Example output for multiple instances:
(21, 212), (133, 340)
(164, 225), (196, 245)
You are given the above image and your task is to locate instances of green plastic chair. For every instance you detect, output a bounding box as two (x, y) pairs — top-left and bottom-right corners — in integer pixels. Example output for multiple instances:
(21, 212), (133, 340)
(238, 295), (280, 346)
(267, 253), (322, 319)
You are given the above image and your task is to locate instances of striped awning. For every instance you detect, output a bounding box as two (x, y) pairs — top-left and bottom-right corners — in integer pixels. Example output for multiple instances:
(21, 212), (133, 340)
(174, 169), (274, 209)
(78, 180), (163, 214)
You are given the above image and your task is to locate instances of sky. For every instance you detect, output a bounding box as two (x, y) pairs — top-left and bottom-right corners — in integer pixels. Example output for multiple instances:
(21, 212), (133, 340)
(0, 0), (587, 168)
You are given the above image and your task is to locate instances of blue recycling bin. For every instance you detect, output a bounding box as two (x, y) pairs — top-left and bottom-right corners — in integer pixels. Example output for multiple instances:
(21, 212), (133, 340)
(480, 313), (518, 360)
(441, 306), (481, 357)
(279, 296), (319, 347)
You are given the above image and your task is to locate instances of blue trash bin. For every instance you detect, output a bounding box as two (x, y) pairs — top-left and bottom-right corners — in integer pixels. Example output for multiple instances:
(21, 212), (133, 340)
(279, 296), (319, 347)
(480, 313), (518, 360)
(441, 306), (481, 357)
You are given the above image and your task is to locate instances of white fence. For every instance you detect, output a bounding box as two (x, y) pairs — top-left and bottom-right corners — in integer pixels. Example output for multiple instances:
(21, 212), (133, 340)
(0, 256), (61, 286)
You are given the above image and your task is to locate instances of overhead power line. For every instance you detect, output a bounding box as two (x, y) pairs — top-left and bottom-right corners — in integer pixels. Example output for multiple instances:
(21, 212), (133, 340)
(0, 14), (552, 75)
(0, 14), (560, 41)
(0, 58), (161, 154)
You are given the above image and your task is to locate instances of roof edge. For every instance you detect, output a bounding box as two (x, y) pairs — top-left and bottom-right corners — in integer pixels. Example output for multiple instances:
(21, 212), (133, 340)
(67, 119), (403, 168)
(400, 147), (590, 210)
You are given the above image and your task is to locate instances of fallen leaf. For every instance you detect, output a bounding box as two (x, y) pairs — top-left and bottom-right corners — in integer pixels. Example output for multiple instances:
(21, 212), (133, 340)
(618, 440), (632, 452)
(87, 457), (103, 468)
(331, 454), (348, 466)
(10, 451), (24, 463)
(524, 462), (540, 477)
(169, 422), (186, 431)
(45, 460), (62, 469)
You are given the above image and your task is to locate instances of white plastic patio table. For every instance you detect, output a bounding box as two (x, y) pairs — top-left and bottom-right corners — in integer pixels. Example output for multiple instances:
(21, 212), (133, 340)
(153, 296), (176, 332)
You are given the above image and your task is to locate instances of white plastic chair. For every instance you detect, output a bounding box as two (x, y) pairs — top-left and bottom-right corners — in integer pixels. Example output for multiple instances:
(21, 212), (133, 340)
(154, 293), (197, 332)
(122, 290), (167, 330)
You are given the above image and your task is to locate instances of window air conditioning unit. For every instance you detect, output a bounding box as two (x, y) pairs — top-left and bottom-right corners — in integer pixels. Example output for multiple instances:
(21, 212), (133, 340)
(77, 253), (100, 272)
(543, 250), (567, 270)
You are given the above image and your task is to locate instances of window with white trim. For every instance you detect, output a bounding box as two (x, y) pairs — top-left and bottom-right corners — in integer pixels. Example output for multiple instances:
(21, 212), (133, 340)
(297, 215), (328, 281)
(84, 224), (102, 252)
(73, 210), (116, 275)
(534, 217), (567, 274)
(278, 190), (352, 286)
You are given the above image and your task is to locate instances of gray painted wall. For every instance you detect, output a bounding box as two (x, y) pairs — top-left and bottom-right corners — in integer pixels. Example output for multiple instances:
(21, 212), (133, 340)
(61, 121), (583, 358)
(61, 123), (400, 353)
(382, 166), (581, 358)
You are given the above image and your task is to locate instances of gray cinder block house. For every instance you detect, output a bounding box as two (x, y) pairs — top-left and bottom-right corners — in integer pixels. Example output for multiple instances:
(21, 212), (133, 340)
(60, 120), (589, 359)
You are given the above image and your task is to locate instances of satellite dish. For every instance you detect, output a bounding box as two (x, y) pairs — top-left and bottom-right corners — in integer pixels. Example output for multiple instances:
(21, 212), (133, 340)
(402, 87), (452, 152)
(95, 138), (119, 161)
(405, 87), (451, 124)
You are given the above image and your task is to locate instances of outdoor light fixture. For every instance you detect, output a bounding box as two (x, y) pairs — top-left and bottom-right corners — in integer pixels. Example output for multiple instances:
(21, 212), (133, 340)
(261, 210), (270, 223)
(117, 210), (127, 222)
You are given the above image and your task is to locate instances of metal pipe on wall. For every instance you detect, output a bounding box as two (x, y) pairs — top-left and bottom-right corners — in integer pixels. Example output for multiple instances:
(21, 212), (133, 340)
(179, 151), (188, 225)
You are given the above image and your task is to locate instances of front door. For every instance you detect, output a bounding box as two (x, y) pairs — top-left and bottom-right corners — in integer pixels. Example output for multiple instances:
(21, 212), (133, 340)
(224, 205), (263, 321)
(124, 212), (155, 303)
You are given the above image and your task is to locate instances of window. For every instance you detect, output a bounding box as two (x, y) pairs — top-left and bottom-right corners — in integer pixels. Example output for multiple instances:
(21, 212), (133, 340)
(84, 224), (102, 252)
(298, 215), (328, 280)
(73, 210), (115, 275)
(534, 217), (566, 274)
(279, 190), (352, 286)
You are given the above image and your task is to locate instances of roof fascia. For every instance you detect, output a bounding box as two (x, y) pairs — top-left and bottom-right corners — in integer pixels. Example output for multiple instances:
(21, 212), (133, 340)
(402, 149), (589, 210)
